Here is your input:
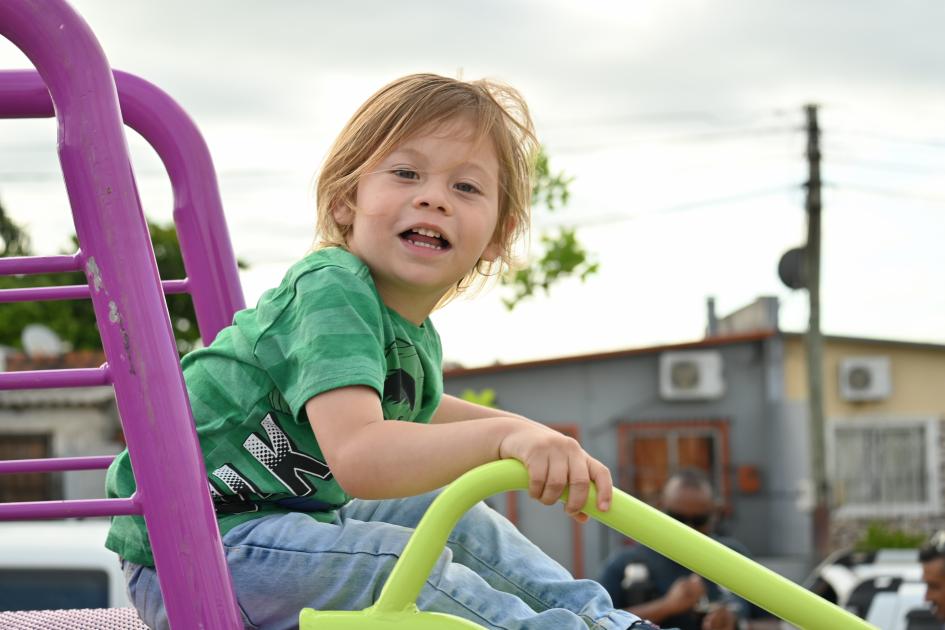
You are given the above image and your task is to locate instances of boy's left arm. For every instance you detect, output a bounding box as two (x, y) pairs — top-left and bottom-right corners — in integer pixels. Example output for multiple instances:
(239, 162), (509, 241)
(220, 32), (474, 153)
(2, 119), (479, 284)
(431, 393), (526, 424)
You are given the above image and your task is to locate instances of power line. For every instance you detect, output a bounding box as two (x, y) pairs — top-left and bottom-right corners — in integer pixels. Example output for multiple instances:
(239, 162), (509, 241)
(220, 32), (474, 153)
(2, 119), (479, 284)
(540, 106), (796, 131)
(541, 184), (800, 229)
(665, 151), (805, 175)
(827, 156), (943, 176)
(826, 182), (945, 207)
(830, 128), (945, 150)
(551, 124), (798, 154)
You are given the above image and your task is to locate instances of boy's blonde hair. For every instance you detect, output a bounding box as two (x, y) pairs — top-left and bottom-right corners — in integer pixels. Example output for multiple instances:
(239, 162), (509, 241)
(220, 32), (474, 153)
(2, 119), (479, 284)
(315, 73), (538, 301)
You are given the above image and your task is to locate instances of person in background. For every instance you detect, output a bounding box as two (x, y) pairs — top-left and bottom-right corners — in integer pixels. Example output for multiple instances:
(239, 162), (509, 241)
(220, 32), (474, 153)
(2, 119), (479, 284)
(920, 530), (945, 624)
(598, 469), (752, 630)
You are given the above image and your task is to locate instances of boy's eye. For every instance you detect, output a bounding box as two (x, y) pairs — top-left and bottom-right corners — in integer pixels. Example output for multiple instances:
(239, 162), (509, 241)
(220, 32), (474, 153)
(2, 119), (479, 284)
(391, 169), (419, 180)
(454, 182), (481, 195)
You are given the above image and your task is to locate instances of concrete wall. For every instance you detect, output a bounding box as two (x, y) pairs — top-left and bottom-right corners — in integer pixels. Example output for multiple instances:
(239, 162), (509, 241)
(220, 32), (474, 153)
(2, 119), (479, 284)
(783, 336), (945, 416)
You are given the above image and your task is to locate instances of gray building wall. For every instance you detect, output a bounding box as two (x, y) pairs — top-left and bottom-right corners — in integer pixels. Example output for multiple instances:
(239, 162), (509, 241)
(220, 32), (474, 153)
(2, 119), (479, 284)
(444, 335), (802, 579)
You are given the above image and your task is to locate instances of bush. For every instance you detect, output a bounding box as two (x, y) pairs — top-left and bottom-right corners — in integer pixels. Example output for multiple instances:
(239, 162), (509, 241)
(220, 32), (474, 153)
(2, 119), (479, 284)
(854, 521), (926, 551)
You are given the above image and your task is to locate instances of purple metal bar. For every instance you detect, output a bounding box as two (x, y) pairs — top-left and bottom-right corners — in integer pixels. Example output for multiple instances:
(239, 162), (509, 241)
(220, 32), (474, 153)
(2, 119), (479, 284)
(0, 69), (246, 344)
(114, 71), (246, 343)
(0, 497), (140, 521)
(0, 366), (109, 390)
(0, 278), (189, 303)
(0, 254), (82, 276)
(0, 66), (53, 118)
(0, 2), (242, 628)
(0, 455), (114, 474)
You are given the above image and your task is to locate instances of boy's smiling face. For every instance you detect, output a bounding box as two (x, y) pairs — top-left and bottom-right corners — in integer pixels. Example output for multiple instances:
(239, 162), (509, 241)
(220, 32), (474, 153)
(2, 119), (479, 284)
(334, 118), (502, 324)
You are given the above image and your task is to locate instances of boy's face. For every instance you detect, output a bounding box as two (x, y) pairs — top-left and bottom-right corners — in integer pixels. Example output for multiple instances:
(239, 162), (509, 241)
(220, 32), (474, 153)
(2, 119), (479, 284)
(334, 118), (501, 322)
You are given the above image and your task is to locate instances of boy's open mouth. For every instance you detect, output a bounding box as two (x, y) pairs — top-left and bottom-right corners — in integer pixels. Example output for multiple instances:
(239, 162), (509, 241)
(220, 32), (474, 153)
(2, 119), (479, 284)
(400, 227), (451, 251)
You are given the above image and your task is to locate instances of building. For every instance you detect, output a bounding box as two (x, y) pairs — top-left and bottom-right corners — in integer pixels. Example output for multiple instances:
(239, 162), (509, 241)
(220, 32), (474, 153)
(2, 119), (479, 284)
(2, 299), (942, 584)
(443, 297), (945, 581)
(784, 333), (945, 550)
(0, 349), (122, 504)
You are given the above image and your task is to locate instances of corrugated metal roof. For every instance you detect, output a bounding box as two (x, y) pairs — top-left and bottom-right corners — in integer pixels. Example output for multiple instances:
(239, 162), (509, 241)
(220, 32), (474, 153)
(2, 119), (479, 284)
(444, 330), (945, 378)
(444, 330), (777, 378)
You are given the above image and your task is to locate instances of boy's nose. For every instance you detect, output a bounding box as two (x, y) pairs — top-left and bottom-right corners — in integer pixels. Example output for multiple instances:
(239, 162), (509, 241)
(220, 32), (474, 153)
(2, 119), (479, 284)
(413, 189), (451, 214)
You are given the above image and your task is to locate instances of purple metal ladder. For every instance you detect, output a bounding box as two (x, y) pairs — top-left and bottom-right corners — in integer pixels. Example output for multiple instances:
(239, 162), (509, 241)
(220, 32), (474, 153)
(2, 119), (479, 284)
(0, 0), (246, 627)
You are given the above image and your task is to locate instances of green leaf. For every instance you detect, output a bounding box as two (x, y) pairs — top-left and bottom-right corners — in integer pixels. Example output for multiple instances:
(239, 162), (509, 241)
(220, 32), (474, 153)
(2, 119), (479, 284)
(0, 200), (246, 355)
(503, 147), (598, 310)
(459, 388), (497, 408)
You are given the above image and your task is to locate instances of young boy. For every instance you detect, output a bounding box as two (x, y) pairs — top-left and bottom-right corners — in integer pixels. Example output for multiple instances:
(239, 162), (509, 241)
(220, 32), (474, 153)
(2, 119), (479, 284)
(106, 73), (652, 630)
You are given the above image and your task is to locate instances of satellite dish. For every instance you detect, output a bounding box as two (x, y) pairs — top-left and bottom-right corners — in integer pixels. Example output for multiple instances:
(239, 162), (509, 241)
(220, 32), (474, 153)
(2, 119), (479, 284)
(778, 246), (808, 290)
(22, 324), (63, 358)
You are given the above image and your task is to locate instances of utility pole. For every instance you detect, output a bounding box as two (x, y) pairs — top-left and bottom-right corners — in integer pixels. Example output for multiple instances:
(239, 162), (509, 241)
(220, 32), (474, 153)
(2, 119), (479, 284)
(804, 103), (829, 560)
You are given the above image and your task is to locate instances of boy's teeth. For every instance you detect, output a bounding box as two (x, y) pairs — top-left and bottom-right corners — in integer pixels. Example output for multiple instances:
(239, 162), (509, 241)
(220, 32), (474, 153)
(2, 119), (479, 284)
(413, 227), (442, 239)
(412, 240), (442, 250)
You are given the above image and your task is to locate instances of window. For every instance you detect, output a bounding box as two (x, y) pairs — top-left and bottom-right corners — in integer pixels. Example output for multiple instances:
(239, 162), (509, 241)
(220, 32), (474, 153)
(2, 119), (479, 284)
(0, 434), (58, 502)
(830, 418), (941, 517)
(617, 420), (731, 510)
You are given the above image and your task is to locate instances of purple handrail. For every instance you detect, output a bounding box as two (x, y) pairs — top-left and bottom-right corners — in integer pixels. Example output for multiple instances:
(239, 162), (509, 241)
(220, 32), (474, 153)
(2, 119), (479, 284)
(0, 455), (115, 474)
(0, 366), (110, 390)
(0, 1), (243, 628)
(0, 497), (141, 520)
(0, 70), (246, 344)
(0, 278), (189, 303)
(112, 70), (247, 342)
(0, 254), (82, 275)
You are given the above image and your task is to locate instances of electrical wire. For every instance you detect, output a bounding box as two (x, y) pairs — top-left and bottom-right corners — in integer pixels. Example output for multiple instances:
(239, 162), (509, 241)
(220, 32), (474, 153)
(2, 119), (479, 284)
(550, 124), (798, 155)
(826, 156), (943, 176)
(541, 184), (801, 229)
(825, 182), (945, 207)
(829, 128), (945, 150)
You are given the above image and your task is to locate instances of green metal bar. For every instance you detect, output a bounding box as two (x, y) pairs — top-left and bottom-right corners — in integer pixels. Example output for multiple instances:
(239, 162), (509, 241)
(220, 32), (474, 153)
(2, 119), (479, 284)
(373, 460), (877, 630)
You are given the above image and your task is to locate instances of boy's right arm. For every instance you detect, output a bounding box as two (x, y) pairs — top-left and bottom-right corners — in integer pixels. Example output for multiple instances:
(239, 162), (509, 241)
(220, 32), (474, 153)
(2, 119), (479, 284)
(305, 386), (612, 518)
(306, 385), (514, 499)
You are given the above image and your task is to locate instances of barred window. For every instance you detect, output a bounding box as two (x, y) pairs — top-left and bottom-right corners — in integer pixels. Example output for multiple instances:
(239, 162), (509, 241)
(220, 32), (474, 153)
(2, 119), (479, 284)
(831, 419), (940, 517)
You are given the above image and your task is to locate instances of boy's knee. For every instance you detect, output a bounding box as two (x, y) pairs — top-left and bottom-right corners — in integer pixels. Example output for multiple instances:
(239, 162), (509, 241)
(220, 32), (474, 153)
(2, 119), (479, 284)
(461, 499), (513, 532)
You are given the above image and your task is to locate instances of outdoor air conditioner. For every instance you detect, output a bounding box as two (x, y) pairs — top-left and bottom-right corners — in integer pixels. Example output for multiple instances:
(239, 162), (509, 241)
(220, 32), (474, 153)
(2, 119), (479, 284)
(659, 350), (725, 401)
(838, 356), (892, 402)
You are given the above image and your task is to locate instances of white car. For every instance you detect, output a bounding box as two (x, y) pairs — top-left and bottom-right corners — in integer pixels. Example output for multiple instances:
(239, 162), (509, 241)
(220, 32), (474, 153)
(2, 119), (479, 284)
(864, 581), (939, 630)
(803, 548), (939, 629)
(0, 519), (130, 611)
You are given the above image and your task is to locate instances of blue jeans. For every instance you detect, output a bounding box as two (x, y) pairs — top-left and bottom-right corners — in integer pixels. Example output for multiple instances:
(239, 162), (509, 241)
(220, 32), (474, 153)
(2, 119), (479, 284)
(123, 490), (643, 630)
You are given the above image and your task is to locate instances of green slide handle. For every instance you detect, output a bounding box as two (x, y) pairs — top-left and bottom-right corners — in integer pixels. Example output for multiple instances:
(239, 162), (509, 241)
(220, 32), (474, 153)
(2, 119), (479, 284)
(373, 460), (876, 630)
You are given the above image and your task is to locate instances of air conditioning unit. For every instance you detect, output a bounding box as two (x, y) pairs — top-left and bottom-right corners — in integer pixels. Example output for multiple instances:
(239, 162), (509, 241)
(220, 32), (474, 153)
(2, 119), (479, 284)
(659, 350), (725, 401)
(838, 356), (892, 401)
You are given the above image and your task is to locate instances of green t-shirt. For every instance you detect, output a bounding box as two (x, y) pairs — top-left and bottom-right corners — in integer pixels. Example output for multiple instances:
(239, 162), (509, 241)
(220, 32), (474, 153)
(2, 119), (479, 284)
(105, 247), (443, 566)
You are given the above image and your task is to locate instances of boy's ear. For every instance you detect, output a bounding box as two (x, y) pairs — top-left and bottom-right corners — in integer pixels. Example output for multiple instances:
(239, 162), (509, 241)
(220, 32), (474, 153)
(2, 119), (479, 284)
(332, 201), (354, 226)
(480, 239), (503, 263)
(481, 216), (514, 262)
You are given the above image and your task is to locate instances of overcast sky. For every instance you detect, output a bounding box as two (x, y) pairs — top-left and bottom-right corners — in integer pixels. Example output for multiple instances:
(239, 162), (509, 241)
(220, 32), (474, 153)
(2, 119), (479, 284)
(1, 1), (943, 367)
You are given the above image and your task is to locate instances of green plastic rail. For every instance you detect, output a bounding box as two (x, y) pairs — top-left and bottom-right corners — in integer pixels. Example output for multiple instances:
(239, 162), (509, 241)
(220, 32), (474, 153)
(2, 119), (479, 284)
(301, 460), (877, 630)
